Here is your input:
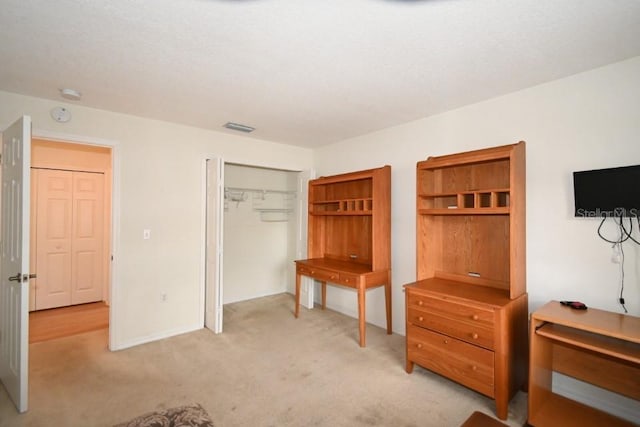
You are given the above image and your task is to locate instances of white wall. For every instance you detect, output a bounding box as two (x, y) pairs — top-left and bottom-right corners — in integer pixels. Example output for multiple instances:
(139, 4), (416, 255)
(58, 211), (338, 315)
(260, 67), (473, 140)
(314, 56), (640, 334)
(223, 164), (297, 304)
(0, 90), (313, 349)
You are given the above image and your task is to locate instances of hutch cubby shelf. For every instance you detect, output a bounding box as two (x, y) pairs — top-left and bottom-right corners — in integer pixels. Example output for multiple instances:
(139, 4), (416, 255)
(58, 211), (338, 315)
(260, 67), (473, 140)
(309, 197), (373, 215)
(404, 142), (528, 420)
(418, 188), (510, 215)
(294, 165), (391, 347)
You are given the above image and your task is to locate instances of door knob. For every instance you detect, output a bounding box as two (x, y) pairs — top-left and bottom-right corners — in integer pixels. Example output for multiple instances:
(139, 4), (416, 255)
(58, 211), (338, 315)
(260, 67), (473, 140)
(7, 273), (36, 282)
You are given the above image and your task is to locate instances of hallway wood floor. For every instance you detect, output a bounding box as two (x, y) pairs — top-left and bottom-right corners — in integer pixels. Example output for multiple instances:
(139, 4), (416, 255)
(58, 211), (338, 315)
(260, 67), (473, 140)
(29, 301), (109, 343)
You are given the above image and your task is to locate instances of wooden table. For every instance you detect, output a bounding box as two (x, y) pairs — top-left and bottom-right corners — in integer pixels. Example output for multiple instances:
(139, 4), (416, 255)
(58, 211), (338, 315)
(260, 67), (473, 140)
(528, 301), (640, 426)
(294, 258), (391, 347)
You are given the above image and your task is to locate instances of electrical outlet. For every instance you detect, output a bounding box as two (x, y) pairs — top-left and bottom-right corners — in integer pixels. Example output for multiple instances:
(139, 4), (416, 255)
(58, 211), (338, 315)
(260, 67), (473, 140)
(143, 229), (151, 240)
(161, 292), (167, 302)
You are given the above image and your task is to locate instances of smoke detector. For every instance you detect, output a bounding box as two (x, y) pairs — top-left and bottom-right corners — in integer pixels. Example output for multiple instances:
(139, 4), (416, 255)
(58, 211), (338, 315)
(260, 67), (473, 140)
(50, 106), (71, 123)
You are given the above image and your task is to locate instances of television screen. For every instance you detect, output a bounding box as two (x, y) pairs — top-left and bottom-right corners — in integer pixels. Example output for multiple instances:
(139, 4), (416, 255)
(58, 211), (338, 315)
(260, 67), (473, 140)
(573, 165), (640, 217)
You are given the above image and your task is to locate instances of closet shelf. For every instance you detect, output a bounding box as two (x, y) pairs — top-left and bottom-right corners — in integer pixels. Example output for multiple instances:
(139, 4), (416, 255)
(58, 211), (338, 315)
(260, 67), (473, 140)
(253, 208), (293, 213)
(224, 186), (296, 196)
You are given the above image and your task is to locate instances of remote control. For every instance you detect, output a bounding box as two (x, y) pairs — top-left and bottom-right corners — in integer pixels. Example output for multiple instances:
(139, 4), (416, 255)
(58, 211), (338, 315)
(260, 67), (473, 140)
(560, 301), (587, 310)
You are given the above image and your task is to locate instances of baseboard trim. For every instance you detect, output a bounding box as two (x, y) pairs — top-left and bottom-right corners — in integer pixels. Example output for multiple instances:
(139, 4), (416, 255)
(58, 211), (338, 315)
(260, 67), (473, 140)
(111, 323), (201, 351)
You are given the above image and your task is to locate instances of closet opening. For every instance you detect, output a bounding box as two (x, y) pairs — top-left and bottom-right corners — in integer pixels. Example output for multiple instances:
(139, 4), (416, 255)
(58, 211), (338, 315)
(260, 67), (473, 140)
(223, 163), (298, 304)
(204, 159), (312, 333)
(28, 138), (113, 343)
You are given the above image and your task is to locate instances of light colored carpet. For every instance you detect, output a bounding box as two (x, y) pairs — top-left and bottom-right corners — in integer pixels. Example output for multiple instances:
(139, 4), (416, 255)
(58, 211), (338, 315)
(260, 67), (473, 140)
(0, 293), (527, 427)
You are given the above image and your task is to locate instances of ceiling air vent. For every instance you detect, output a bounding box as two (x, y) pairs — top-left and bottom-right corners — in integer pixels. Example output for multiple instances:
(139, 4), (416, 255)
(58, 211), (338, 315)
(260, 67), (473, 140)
(223, 122), (255, 133)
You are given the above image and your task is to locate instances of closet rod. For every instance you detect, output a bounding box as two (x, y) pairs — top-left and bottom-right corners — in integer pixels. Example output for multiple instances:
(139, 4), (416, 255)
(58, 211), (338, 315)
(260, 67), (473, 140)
(224, 186), (296, 195)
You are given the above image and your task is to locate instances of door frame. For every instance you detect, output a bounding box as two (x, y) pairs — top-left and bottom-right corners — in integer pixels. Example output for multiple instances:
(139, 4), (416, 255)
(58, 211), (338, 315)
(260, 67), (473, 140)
(31, 129), (120, 350)
(199, 153), (313, 332)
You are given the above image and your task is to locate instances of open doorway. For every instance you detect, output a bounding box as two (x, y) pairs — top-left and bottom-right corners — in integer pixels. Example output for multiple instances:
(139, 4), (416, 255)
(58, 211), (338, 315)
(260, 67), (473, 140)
(204, 158), (312, 333)
(28, 138), (113, 343)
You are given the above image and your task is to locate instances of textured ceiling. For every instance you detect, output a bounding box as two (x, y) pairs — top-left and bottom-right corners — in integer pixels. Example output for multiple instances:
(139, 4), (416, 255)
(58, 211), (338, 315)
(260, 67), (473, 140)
(1, 0), (640, 148)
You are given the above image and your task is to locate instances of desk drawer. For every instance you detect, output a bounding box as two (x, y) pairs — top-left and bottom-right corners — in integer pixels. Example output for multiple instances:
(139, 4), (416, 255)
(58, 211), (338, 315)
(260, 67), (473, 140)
(407, 307), (494, 350)
(407, 325), (494, 397)
(296, 265), (338, 282)
(335, 273), (359, 287)
(407, 293), (495, 329)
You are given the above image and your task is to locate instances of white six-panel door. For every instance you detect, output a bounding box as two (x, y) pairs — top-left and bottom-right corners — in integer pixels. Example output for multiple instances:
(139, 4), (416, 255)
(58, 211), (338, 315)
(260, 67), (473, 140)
(0, 116), (32, 413)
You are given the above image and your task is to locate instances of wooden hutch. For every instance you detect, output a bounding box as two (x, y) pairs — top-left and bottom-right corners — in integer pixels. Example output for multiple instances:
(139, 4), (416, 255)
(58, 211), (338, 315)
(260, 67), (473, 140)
(404, 142), (528, 420)
(294, 165), (391, 347)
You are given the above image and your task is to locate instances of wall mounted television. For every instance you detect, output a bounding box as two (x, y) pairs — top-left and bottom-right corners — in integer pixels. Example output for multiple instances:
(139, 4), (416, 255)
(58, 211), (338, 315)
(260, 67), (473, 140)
(573, 165), (640, 217)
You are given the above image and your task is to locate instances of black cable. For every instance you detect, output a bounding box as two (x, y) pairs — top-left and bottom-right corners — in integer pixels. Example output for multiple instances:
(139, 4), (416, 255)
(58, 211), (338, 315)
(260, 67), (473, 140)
(618, 240), (627, 313)
(619, 215), (640, 245)
(597, 215), (630, 244)
(596, 215), (636, 313)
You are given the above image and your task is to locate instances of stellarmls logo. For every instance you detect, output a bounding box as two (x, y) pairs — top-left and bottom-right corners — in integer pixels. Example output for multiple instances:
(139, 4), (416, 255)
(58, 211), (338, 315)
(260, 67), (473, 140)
(576, 207), (639, 217)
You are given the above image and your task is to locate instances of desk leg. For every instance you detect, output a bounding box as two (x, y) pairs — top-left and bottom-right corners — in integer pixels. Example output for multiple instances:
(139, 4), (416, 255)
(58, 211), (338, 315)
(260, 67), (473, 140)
(294, 273), (300, 318)
(358, 282), (366, 347)
(528, 318), (553, 426)
(385, 278), (392, 335)
(321, 281), (326, 310)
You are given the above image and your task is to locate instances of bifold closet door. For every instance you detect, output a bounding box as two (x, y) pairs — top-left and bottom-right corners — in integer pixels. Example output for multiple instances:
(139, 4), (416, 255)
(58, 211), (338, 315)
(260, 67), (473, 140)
(35, 169), (73, 310)
(34, 169), (104, 310)
(70, 171), (104, 305)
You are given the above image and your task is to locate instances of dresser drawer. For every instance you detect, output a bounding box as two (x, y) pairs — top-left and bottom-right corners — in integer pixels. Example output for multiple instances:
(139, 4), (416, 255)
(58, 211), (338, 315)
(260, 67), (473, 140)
(407, 307), (494, 350)
(407, 293), (495, 329)
(407, 324), (495, 397)
(296, 265), (338, 282)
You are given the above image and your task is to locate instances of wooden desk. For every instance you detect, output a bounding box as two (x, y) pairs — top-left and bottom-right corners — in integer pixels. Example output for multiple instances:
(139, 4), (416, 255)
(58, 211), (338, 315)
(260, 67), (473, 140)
(528, 301), (640, 427)
(294, 258), (391, 347)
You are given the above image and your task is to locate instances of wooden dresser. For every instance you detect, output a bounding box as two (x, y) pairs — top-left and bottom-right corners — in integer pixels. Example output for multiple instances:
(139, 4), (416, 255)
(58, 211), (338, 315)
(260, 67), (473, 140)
(294, 166), (391, 347)
(404, 142), (528, 420)
(405, 278), (528, 418)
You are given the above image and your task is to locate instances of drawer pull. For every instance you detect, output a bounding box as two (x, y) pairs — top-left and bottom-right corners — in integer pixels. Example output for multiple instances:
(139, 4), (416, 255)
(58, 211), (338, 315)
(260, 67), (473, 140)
(471, 333), (479, 340)
(417, 300), (424, 306)
(471, 365), (478, 371)
(472, 314), (479, 321)
(418, 316), (424, 322)
(416, 343), (423, 349)
(443, 339), (449, 344)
